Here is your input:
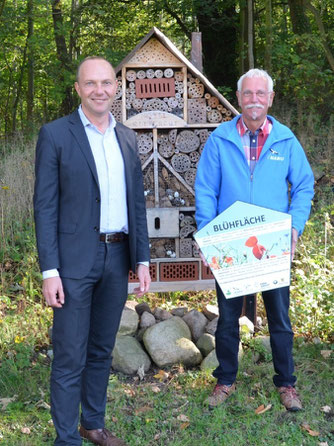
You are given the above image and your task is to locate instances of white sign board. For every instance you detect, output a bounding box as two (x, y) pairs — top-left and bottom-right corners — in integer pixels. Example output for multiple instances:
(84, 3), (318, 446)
(194, 201), (292, 298)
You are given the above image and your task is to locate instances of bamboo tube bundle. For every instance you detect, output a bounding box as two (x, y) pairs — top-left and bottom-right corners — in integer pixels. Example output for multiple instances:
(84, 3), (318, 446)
(207, 109), (223, 123)
(143, 98), (169, 112)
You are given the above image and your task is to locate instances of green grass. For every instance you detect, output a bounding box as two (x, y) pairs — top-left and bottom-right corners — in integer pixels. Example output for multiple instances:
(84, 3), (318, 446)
(0, 342), (333, 445)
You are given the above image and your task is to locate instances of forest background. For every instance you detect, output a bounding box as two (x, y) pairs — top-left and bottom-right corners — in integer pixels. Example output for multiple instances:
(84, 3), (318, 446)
(0, 1), (333, 444)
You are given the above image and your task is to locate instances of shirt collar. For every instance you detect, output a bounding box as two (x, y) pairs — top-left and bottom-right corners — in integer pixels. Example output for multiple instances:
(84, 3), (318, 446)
(78, 105), (116, 131)
(237, 116), (269, 137)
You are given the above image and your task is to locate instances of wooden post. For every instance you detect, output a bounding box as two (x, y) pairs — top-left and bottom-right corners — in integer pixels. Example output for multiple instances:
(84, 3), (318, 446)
(191, 32), (203, 73)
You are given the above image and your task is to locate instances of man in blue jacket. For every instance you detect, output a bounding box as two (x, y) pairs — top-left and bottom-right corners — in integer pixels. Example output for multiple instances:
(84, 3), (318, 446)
(195, 69), (314, 411)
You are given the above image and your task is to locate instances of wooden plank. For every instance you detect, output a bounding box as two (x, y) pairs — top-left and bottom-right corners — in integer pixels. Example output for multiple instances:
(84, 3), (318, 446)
(121, 66), (127, 122)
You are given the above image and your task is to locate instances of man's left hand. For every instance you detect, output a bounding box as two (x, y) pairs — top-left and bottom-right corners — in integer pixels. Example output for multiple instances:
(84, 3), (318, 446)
(291, 228), (299, 261)
(134, 264), (151, 297)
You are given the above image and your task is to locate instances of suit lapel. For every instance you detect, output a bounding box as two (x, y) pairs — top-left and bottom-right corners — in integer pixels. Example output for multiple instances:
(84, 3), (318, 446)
(68, 110), (99, 186)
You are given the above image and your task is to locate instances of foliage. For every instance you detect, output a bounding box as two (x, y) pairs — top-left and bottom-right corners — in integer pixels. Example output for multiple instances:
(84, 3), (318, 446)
(1, 0), (334, 134)
(290, 205), (334, 342)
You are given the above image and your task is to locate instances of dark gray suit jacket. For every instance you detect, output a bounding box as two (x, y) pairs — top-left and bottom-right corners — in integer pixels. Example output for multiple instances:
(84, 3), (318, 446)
(34, 109), (150, 279)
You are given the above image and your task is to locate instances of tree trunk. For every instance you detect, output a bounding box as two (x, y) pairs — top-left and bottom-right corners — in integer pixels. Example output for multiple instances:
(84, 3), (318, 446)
(247, 0), (254, 69)
(51, 0), (73, 115)
(27, 0), (34, 127)
(264, 0), (272, 72)
(287, 0), (311, 34)
(12, 42), (28, 133)
(196, 0), (238, 91)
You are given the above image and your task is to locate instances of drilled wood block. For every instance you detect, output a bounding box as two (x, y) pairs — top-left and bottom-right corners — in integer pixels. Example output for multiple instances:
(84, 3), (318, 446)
(188, 98), (207, 124)
(180, 238), (193, 258)
(175, 130), (200, 152)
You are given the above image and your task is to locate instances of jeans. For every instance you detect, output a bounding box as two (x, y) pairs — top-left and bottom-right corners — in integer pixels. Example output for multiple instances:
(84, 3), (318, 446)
(213, 285), (296, 387)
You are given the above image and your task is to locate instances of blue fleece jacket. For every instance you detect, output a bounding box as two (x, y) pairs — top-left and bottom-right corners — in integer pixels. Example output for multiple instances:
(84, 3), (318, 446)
(195, 115), (314, 235)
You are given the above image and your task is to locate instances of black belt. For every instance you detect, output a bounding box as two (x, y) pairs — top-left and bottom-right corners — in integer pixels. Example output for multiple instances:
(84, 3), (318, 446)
(99, 232), (128, 243)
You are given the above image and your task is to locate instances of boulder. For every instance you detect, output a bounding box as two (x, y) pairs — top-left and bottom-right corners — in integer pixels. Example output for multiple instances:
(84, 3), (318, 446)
(112, 335), (151, 375)
(202, 304), (219, 321)
(182, 309), (208, 342)
(135, 302), (152, 316)
(154, 307), (172, 321)
(143, 317), (202, 368)
(205, 316), (218, 336)
(200, 349), (219, 371)
(171, 307), (188, 317)
(140, 311), (156, 329)
(125, 300), (138, 311)
(200, 343), (244, 372)
(196, 333), (215, 357)
(239, 316), (254, 338)
(118, 307), (139, 336)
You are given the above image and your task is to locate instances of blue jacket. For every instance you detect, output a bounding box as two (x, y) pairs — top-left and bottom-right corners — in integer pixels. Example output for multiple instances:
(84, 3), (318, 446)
(195, 115), (314, 235)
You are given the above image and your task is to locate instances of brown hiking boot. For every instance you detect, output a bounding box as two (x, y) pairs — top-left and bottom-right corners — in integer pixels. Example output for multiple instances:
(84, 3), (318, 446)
(205, 383), (236, 409)
(278, 386), (302, 411)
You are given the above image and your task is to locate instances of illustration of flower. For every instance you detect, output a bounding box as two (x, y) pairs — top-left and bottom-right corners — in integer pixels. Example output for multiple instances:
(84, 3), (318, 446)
(245, 236), (266, 260)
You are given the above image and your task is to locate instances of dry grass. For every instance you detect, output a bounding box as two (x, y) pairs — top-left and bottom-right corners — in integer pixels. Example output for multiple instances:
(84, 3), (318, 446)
(0, 137), (35, 250)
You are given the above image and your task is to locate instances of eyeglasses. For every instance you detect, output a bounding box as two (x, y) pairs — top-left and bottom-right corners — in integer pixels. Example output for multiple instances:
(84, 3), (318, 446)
(242, 90), (270, 98)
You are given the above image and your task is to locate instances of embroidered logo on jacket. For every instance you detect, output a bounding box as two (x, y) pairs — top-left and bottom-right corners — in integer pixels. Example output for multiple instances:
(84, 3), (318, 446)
(268, 148), (284, 161)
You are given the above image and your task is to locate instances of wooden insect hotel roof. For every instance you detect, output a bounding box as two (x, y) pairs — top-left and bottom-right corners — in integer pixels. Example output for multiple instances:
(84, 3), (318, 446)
(113, 27), (239, 293)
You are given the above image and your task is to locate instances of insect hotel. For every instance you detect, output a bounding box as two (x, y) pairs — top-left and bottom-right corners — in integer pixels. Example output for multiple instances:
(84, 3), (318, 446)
(112, 27), (239, 293)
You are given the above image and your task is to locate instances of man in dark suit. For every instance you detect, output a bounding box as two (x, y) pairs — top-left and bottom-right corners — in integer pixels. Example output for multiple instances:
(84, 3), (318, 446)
(34, 56), (151, 446)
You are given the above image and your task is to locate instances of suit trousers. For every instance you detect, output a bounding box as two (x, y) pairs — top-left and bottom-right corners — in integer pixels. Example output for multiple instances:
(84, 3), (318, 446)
(51, 240), (130, 446)
(213, 284), (296, 388)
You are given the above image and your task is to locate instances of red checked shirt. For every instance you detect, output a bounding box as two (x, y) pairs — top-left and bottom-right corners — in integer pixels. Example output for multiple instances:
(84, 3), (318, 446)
(237, 116), (272, 174)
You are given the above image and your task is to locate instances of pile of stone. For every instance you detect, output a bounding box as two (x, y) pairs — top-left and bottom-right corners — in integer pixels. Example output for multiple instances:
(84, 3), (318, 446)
(112, 301), (256, 376)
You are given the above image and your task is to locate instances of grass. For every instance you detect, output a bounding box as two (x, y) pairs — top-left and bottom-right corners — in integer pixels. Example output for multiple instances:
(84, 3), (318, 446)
(0, 342), (333, 445)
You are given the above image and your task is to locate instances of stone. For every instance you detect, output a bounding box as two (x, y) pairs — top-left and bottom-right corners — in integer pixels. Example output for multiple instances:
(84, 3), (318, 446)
(125, 300), (138, 311)
(200, 349), (219, 371)
(205, 316), (218, 336)
(135, 302), (152, 316)
(239, 316), (254, 337)
(196, 333), (215, 357)
(135, 327), (147, 343)
(118, 307), (139, 336)
(143, 317), (202, 368)
(154, 307), (172, 321)
(171, 307), (188, 317)
(256, 335), (272, 354)
(201, 343), (243, 372)
(202, 304), (219, 321)
(140, 311), (156, 329)
(182, 309), (208, 342)
(112, 335), (151, 375)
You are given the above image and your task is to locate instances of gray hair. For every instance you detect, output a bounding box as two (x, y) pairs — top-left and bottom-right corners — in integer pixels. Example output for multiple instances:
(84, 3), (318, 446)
(237, 69), (274, 92)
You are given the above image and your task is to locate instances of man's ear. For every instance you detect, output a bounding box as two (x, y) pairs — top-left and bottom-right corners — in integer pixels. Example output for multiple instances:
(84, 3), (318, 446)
(74, 82), (81, 97)
(268, 91), (275, 107)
